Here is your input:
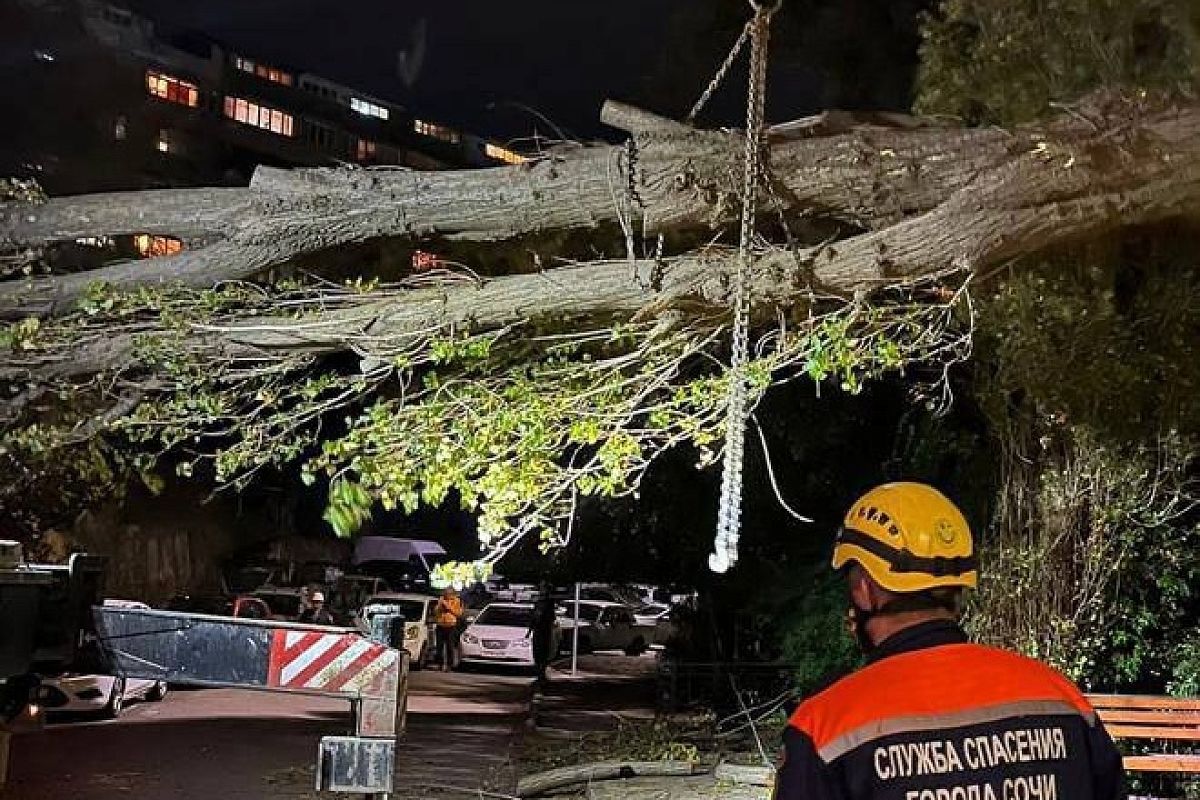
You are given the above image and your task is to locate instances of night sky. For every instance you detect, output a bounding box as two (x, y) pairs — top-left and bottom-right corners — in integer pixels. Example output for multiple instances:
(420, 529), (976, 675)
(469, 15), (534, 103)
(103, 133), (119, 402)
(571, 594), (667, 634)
(118, 0), (929, 143)
(124, 0), (684, 141)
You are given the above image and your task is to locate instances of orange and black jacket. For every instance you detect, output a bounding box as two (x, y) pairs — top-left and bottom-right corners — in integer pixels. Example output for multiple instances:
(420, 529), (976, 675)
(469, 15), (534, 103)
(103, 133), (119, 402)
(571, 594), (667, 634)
(775, 621), (1124, 800)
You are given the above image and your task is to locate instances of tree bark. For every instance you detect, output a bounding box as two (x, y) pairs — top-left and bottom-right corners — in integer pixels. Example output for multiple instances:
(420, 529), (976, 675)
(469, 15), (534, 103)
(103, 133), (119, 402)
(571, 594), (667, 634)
(11, 112), (1200, 385)
(6, 98), (1190, 320)
(516, 761), (703, 797)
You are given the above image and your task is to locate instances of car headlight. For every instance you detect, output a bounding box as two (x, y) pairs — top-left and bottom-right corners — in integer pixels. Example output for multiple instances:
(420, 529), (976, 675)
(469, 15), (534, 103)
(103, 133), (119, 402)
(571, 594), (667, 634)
(462, 633), (478, 645)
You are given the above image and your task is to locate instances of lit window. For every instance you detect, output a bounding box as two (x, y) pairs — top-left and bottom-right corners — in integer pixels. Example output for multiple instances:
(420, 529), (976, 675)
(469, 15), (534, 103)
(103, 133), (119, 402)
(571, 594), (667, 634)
(356, 139), (377, 162)
(412, 250), (443, 271)
(76, 236), (115, 248)
(133, 234), (184, 258)
(155, 128), (180, 154)
(146, 70), (199, 108)
(234, 56), (293, 86)
(413, 119), (461, 144)
(350, 97), (389, 121)
(485, 143), (527, 165)
(223, 95), (294, 136)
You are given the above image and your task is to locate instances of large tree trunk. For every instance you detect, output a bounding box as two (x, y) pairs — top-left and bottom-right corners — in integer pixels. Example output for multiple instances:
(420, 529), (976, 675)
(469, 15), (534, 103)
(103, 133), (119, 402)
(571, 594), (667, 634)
(5, 97), (1196, 321)
(5, 98), (1199, 382)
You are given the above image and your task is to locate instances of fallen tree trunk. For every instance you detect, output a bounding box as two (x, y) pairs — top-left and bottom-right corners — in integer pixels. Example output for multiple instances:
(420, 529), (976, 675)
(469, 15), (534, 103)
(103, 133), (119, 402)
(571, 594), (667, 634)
(8, 101), (1200, 384)
(516, 760), (704, 797)
(5, 97), (1190, 320)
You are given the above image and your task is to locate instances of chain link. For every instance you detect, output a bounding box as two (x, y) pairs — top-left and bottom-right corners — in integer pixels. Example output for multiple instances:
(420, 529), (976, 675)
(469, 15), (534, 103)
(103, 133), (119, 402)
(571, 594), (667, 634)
(685, 20), (754, 126)
(710, 3), (774, 575)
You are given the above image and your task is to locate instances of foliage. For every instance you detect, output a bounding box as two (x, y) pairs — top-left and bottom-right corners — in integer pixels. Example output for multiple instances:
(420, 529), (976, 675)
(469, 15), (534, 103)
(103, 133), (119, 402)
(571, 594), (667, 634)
(777, 571), (860, 695)
(1, 265), (973, 570)
(0, 177), (46, 205)
(1169, 633), (1200, 697)
(966, 430), (1197, 689)
(966, 255), (1200, 691)
(917, 0), (1200, 693)
(519, 715), (712, 776)
(916, 0), (1200, 125)
(977, 251), (1200, 440)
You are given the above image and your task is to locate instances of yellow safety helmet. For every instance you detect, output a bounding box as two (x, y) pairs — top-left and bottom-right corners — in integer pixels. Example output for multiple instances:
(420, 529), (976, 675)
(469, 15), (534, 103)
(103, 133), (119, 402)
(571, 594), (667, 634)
(832, 482), (977, 593)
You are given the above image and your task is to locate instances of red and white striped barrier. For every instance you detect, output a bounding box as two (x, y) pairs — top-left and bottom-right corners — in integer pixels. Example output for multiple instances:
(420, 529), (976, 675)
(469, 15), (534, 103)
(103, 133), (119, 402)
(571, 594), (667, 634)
(267, 630), (395, 693)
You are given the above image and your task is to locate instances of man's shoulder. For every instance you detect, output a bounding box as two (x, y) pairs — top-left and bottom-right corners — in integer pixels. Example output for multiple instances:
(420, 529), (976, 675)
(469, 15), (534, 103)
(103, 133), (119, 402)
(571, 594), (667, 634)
(788, 642), (1093, 744)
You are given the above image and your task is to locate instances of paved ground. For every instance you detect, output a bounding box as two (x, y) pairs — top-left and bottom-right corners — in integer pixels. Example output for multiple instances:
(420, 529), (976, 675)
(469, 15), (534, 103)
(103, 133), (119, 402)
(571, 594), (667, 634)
(4, 666), (533, 800)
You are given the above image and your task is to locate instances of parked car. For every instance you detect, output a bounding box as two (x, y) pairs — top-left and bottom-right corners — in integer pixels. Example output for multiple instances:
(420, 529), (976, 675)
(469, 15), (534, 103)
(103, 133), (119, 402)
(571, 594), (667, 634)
(460, 603), (558, 669)
(494, 583), (537, 603)
(252, 586), (305, 621)
(578, 583), (643, 606)
(44, 600), (168, 718)
(329, 574), (390, 625)
(353, 537), (449, 592)
(632, 603), (678, 647)
(633, 602), (671, 627)
(166, 593), (270, 619)
(220, 562), (286, 595)
(557, 600), (648, 655)
(354, 592), (437, 670)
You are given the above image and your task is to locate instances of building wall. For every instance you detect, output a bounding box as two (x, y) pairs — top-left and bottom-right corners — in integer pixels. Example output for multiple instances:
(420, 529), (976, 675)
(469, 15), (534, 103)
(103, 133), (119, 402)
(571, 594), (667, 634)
(50, 484), (304, 604)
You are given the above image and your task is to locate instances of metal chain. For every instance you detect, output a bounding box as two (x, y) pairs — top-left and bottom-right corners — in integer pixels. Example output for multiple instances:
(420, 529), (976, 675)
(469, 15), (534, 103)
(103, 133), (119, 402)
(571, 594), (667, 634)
(686, 19), (754, 125)
(710, 1), (775, 575)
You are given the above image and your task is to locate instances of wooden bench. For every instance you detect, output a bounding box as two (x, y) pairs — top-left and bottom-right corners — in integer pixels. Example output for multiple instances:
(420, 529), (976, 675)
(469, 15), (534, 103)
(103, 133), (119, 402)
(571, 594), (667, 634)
(1087, 694), (1200, 773)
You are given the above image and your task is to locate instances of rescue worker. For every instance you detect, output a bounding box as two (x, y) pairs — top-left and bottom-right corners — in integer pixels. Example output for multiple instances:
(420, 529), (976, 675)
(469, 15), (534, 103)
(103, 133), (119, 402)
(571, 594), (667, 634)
(774, 482), (1124, 800)
(434, 586), (464, 671)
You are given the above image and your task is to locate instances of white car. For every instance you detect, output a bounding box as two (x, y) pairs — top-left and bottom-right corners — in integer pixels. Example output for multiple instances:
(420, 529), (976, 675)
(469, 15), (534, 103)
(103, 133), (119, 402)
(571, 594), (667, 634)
(460, 603), (558, 668)
(354, 592), (437, 669)
(633, 602), (670, 627)
(557, 600), (649, 655)
(45, 600), (168, 718)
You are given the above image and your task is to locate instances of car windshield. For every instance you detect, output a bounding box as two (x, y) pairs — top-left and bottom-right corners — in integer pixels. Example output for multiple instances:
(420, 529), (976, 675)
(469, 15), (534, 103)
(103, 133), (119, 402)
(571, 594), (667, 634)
(258, 593), (299, 616)
(366, 599), (426, 621)
(226, 567), (274, 594)
(475, 606), (532, 628)
(559, 603), (603, 622)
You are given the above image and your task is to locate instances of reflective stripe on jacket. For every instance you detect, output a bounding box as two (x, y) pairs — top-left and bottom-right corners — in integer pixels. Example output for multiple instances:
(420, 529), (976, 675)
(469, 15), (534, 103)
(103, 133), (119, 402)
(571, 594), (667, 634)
(774, 621), (1124, 800)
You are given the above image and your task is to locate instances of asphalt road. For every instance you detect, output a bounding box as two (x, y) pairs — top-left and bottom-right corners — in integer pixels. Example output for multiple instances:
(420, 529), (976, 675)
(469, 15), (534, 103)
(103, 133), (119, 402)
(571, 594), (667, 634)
(4, 667), (534, 800)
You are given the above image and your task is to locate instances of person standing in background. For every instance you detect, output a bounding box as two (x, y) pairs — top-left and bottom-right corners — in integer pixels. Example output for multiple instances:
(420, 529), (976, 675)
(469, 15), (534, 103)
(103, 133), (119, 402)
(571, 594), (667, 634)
(434, 586), (464, 671)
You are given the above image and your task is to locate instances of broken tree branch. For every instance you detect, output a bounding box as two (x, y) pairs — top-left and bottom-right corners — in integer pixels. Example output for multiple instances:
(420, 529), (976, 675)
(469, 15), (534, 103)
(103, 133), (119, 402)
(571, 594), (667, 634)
(6, 97), (1187, 320)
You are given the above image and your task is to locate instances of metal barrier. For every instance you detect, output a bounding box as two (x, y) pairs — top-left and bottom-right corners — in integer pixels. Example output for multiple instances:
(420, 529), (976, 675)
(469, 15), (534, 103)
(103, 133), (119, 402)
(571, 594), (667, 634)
(94, 605), (408, 796)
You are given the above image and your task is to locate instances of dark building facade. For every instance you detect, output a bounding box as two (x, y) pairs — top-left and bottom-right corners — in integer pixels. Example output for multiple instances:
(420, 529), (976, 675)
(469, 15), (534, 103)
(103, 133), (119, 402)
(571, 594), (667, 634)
(2, 0), (527, 194)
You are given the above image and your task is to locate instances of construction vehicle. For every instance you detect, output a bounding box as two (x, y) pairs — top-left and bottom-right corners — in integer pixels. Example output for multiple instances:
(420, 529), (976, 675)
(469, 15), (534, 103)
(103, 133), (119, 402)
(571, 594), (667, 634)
(0, 539), (409, 797)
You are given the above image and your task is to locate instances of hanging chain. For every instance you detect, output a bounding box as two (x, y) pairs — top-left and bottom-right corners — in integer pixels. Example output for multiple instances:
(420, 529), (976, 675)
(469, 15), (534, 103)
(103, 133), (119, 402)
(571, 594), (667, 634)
(686, 19), (754, 125)
(709, 0), (776, 575)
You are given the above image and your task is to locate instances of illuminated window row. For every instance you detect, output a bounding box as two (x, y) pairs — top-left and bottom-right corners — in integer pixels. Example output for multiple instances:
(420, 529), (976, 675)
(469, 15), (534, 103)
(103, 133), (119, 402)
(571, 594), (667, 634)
(134, 234), (184, 258)
(485, 143), (527, 165)
(350, 97), (389, 120)
(233, 56), (293, 86)
(414, 119), (460, 144)
(223, 96), (294, 136)
(146, 71), (198, 108)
